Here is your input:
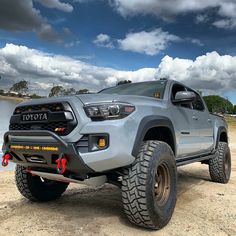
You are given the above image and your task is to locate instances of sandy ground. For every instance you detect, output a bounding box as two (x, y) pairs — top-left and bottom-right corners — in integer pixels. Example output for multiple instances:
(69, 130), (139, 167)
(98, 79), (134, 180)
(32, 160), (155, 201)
(0, 95), (25, 102)
(0, 129), (235, 236)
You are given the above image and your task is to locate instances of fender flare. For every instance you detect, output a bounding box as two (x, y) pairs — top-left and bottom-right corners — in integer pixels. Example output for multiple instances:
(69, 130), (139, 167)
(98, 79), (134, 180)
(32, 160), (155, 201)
(215, 126), (228, 149)
(132, 115), (176, 157)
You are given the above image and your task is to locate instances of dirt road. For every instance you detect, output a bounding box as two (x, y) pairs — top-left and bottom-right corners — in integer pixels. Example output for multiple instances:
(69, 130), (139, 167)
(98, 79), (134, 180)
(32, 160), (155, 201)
(0, 129), (235, 236)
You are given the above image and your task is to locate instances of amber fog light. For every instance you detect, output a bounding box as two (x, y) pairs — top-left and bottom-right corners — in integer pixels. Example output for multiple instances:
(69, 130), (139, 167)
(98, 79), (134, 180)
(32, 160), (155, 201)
(98, 138), (106, 148)
(88, 134), (109, 151)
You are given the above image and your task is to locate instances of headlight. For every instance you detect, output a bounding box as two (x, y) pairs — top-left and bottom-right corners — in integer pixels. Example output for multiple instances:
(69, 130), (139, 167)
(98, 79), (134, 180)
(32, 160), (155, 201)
(84, 103), (135, 120)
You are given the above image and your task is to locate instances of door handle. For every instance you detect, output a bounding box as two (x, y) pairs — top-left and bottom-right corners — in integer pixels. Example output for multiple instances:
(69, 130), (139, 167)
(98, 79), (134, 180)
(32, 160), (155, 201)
(192, 116), (198, 120)
(207, 119), (212, 123)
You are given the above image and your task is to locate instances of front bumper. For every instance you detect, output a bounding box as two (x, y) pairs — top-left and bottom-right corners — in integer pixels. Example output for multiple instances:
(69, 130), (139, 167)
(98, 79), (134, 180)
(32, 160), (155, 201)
(2, 130), (93, 178)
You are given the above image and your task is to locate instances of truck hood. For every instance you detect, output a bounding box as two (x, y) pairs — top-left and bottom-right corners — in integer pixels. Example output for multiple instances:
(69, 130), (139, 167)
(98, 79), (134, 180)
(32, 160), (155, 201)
(76, 93), (165, 106)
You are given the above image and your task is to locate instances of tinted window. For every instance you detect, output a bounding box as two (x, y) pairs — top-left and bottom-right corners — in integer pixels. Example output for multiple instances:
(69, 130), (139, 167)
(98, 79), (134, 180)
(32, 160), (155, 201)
(171, 84), (192, 109)
(99, 81), (166, 99)
(171, 84), (186, 100)
(192, 93), (205, 111)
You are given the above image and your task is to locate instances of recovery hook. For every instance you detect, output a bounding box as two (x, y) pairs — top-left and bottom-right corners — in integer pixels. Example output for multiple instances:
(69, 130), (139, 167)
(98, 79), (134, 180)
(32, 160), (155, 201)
(2, 153), (11, 167)
(55, 154), (67, 174)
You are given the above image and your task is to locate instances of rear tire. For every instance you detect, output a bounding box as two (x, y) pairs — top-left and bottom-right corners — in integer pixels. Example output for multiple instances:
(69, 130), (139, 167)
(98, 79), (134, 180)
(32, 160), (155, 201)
(121, 141), (177, 229)
(15, 165), (69, 202)
(209, 142), (231, 183)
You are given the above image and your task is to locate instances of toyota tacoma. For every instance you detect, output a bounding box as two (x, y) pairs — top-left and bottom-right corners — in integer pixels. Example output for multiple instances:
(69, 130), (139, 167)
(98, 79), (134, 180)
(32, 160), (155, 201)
(2, 79), (231, 229)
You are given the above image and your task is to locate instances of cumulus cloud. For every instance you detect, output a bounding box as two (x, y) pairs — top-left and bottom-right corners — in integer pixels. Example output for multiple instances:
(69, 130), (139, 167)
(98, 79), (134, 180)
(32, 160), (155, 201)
(0, 44), (156, 94)
(93, 29), (181, 56)
(109, 0), (236, 29)
(0, 44), (236, 96)
(118, 29), (180, 56)
(93, 29), (201, 55)
(0, 0), (73, 42)
(156, 52), (236, 90)
(93, 34), (114, 48)
(35, 0), (73, 12)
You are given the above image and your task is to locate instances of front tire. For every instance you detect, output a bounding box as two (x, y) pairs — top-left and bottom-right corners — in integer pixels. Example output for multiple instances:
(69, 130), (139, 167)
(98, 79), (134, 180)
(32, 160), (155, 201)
(121, 141), (177, 229)
(209, 142), (231, 184)
(15, 165), (69, 202)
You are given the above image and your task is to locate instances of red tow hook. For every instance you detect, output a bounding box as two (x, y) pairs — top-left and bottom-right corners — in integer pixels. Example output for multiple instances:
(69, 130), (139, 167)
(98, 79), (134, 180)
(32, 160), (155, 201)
(2, 153), (11, 167)
(55, 155), (67, 174)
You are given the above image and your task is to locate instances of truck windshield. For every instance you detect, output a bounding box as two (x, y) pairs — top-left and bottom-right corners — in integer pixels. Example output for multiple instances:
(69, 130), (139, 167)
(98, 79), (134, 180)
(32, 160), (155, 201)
(99, 81), (167, 99)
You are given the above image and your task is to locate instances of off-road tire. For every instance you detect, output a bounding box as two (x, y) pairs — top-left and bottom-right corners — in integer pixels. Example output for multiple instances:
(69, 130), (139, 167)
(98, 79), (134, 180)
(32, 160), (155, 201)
(209, 142), (231, 184)
(121, 141), (177, 229)
(15, 165), (69, 202)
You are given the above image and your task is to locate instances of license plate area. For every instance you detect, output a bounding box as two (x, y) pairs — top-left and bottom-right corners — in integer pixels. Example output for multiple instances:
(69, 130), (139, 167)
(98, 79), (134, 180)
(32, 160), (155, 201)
(24, 154), (47, 164)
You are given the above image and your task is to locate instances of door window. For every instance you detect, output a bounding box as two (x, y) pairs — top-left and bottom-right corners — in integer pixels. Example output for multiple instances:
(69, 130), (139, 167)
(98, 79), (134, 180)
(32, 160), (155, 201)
(192, 92), (205, 111)
(171, 84), (192, 109)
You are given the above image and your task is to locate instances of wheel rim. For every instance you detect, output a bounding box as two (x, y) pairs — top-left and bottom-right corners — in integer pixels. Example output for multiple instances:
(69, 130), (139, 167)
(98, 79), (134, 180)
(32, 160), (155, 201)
(154, 162), (171, 206)
(224, 150), (231, 179)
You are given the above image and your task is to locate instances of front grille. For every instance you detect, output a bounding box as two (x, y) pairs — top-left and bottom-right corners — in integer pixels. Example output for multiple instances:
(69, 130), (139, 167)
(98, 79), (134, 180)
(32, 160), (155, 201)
(9, 121), (70, 135)
(14, 103), (64, 114)
(10, 102), (77, 136)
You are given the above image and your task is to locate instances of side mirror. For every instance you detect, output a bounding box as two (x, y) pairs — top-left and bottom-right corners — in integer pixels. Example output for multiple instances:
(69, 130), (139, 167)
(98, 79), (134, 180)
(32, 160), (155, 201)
(173, 91), (196, 104)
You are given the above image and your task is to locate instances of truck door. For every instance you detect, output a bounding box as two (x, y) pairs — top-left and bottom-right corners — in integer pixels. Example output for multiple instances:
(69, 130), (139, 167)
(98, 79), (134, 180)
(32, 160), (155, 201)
(191, 92), (214, 153)
(170, 83), (201, 158)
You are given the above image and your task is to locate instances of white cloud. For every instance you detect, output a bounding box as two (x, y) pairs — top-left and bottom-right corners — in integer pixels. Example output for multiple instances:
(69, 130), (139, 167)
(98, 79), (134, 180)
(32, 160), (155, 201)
(118, 29), (180, 56)
(0, 44), (236, 96)
(109, 0), (236, 29)
(93, 29), (181, 56)
(0, 44), (156, 94)
(213, 19), (236, 30)
(35, 0), (73, 12)
(93, 34), (114, 48)
(156, 52), (236, 90)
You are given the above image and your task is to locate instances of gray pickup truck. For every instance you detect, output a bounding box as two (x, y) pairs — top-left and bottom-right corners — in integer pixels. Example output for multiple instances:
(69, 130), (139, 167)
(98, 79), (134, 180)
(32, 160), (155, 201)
(2, 78), (231, 230)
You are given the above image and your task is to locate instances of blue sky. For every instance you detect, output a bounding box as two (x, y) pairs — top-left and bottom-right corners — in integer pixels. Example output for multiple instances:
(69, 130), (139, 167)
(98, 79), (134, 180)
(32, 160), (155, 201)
(0, 0), (236, 104)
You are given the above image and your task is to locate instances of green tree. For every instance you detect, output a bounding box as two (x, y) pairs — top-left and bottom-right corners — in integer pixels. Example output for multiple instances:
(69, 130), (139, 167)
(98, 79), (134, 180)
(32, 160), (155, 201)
(76, 89), (89, 94)
(233, 105), (236, 114)
(30, 94), (43, 99)
(49, 86), (65, 97)
(10, 80), (28, 93)
(203, 95), (234, 114)
(117, 80), (132, 85)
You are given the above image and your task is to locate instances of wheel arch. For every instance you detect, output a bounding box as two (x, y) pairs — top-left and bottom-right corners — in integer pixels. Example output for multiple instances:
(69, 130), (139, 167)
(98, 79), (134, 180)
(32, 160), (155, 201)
(132, 116), (176, 157)
(215, 126), (228, 149)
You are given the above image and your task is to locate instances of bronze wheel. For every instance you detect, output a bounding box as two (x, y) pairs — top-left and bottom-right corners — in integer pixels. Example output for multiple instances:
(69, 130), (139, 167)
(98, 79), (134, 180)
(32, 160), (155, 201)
(122, 141), (177, 230)
(154, 162), (171, 206)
